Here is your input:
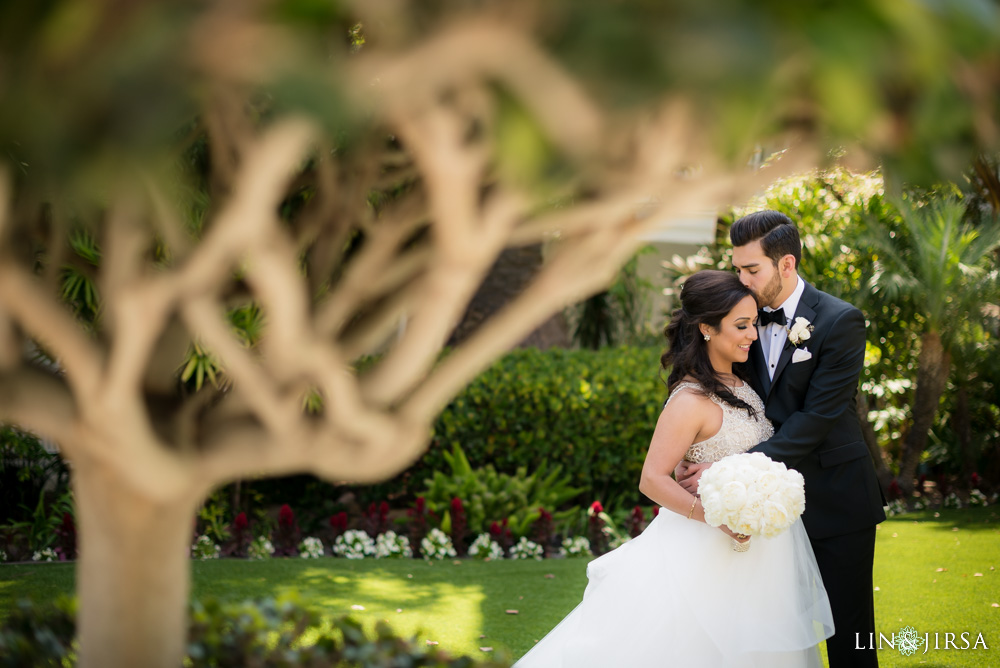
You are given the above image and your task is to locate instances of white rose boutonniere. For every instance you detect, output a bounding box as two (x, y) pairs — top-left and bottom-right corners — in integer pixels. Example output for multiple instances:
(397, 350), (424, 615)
(787, 317), (814, 346)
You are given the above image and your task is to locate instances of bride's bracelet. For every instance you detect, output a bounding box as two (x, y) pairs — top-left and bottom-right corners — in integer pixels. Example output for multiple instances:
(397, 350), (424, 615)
(686, 497), (698, 519)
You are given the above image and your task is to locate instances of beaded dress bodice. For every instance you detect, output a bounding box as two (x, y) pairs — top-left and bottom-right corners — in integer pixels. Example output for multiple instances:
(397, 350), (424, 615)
(667, 381), (774, 463)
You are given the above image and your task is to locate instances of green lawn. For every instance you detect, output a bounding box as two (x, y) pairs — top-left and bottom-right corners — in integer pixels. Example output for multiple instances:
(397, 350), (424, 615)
(1, 507), (998, 665)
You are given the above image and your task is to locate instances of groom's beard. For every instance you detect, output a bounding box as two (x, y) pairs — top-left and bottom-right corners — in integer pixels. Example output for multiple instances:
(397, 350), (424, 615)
(754, 270), (783, 309)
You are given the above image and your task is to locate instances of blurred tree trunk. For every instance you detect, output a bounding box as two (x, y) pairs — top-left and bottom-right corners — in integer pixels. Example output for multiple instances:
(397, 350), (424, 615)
(857, 389), (892, 490)
(74, 461), (200, 668)
(952, 385), (976, 486)
(448, 244), (570, 349)
(898, 331), (951, 495)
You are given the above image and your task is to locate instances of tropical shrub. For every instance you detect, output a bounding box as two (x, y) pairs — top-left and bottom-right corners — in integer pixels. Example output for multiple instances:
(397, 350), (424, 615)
(420, 443), (583, 539)
(426, 347), (666, 509)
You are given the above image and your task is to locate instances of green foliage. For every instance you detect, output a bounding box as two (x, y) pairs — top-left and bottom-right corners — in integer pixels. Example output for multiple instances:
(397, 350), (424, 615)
(0, 428), (69, 525)
(421, 346), (666, 511)
(0, 594), (508, 667)
(180, 342), (221, 392)
(0, 596), (77, 667)
(59, 229), (102, 324)
(862, 195), (1000, 347)
(196, 490), (232, 547)
(572, 248), (658, 349)
(1, 490), (74, 557)
(179, 304), (267, 391)
(419, 443), (583, 538)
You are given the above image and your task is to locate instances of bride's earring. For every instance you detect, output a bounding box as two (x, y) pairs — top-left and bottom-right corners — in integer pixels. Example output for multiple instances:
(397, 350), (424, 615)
(703, 334), (711, 341)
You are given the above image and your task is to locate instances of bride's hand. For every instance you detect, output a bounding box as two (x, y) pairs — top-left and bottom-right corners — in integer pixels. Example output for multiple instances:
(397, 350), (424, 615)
(720, 525), (750, 544)
(674, 461), (711, 494)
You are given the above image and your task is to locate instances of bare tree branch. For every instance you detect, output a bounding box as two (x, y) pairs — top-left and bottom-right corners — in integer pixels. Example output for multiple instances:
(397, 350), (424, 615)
(352, 20), (602, 157)
(174, 118), (317, 296)
(0, 263), (105, 401)
(0, 367), (76, 446)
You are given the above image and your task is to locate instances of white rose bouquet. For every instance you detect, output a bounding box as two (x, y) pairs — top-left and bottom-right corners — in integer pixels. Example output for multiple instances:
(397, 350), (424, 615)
(698, 452), (805, 552)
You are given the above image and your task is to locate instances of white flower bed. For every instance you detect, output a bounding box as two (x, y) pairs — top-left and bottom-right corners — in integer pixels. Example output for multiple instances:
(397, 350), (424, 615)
(375, 530), (412, 559)
(334, 529), (376, 559)
(248, 536), (275, 560)
(559, 536), (592, 558)
(32, 547), (58, 563)
(420, 528), (456, 560)
(191, 535), (220, 560)
(299, 536), (325, 559)
(467, 533), (504, 560)
(508, 536), (543, 560)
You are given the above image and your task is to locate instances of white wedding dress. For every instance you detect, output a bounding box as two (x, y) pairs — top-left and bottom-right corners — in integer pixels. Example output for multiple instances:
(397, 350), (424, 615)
(514, 382), (834, 667)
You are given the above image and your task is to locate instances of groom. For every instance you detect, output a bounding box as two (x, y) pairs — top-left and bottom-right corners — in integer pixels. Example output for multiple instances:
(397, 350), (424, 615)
(679, 210), (886, 667)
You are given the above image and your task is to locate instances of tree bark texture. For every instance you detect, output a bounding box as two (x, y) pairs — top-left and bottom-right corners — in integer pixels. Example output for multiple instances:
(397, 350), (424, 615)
(74, 459), (200, 668)
(898, 331), (951, 496)
(856, 389), (893, 490)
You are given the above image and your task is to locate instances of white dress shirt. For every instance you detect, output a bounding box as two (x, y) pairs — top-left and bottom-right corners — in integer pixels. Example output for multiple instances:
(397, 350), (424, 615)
(759, 276), (805, 380)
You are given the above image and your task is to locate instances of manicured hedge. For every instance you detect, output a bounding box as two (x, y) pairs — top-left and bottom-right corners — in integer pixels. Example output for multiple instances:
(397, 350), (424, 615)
(419, 346), (667, 509)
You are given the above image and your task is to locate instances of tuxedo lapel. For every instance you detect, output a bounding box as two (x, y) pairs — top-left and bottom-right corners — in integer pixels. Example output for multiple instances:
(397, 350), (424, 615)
(769, 284), (819, 391)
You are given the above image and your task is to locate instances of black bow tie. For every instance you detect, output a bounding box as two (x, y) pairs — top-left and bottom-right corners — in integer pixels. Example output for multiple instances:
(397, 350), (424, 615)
(758, 309), (787, 327)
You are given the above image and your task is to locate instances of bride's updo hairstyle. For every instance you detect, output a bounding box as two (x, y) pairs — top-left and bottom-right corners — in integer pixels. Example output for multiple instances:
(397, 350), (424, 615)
(661, 270), (756, 415)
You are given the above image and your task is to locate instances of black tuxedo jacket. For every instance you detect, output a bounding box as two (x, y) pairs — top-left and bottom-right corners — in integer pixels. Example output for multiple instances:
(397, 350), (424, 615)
(739, 281), (886, 540)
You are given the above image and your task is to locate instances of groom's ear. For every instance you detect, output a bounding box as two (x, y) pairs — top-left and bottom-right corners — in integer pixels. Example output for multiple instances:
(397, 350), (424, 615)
(779, 254), (797, 277)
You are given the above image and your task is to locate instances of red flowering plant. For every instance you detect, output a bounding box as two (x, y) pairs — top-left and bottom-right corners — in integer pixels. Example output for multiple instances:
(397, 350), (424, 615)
(532, 507), (554, 557)
(626, 505), (646, 539)
(329, 511), (348, 544)
(54, 512), (77, 561)
(448, 497), (468, 556)
(364, 501), (390, 537)
(971, 472), (981, 489)
(488, 518), (513, 553)
(887, 479), (903, 501)
(273, 504), (300, 556)
(407, 497), (433, 557)
(224, 512), (252, 558)
(586, 501), (609, 555)
(937, 473), (950, 499)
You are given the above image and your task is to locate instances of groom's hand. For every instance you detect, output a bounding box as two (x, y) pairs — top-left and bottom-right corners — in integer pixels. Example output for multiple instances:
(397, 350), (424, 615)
(674, 460), (711, 494)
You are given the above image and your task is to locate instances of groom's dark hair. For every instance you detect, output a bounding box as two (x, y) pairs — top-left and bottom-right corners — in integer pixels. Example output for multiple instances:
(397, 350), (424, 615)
(730, 210), (801, 268)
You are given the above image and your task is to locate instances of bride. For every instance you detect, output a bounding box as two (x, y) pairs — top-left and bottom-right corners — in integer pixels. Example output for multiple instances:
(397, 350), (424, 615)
(513, 270), (834, 667)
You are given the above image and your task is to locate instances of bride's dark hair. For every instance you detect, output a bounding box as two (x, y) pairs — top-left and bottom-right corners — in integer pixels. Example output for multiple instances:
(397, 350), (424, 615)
(661, 270), (756, 415)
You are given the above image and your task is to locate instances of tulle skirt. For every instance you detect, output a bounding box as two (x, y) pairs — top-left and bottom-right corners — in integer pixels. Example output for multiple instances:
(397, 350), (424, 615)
(514, 510), (834, 667)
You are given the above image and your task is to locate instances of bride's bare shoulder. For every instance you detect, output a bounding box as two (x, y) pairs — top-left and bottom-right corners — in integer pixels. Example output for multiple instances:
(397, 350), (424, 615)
(664, 379), (713, 412)
(668, 376), (705, 398)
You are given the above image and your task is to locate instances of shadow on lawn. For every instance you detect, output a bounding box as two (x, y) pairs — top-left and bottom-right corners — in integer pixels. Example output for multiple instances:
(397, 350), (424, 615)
(192, 559), (483, 619)
(888, 506), (1000, 533)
